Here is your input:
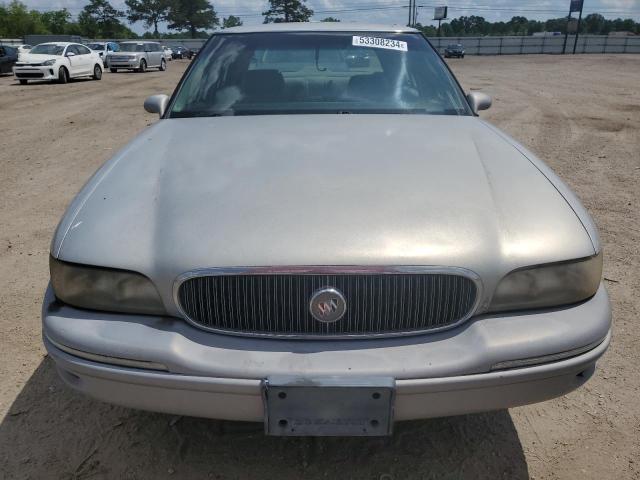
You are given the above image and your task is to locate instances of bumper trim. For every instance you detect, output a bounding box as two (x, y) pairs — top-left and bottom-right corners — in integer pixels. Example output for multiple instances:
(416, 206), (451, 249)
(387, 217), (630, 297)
(44, 330), (610, 422)
(48, 336), (168, 371)
(490, 337), (606, 371)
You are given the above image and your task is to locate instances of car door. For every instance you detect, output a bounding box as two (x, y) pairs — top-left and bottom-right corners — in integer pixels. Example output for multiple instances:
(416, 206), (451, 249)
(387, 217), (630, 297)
(0, 47), (8, 74)
(153, 43), (163, 66)
(75, 44), (93, 74)
(64, 45), (81, 76)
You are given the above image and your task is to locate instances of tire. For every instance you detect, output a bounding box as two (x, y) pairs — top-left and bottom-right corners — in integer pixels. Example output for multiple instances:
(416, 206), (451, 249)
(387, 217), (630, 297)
(159, 58), (166, 71)
(137, 59), (147, 73)
(93, 64), (102, 80)
(19, 79), (27, 85)
(110, 68), (117, 73)
(58, 66), (69, 84)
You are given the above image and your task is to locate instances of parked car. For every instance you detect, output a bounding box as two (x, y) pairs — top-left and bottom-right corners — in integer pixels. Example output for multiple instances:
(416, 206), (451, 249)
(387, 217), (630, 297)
(44, 23), (610, 437)
(444, 43), (465, 58)
(86, 41), (120, 68)
(345, 50), (371, 68)
(13, 42), (103, 84)
(171, 45), (192, 59)
(107, 41), (166, 73)
(162, 46), (173, 61)
(16, 44), (32, 59)
(0, 45), (19, 74)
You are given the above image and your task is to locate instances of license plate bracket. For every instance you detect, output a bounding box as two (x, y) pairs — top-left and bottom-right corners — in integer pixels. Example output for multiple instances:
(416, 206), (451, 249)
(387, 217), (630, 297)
(263, 376), (395, 436)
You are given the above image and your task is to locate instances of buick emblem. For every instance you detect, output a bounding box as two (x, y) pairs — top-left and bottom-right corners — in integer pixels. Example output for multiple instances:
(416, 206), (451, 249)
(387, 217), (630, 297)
(309, 288), (347, 323)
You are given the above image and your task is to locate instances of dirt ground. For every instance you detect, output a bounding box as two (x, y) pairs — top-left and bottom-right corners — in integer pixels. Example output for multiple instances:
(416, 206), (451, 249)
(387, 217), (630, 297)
(0, 54), (638, 479)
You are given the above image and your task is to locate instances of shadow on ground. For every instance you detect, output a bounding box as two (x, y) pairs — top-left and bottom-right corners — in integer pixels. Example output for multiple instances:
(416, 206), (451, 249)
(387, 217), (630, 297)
(0, 358), (529, 479)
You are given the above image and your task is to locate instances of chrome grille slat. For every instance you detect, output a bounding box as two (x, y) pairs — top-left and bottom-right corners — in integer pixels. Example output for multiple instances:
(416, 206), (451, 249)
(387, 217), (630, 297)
(177, 272), (478, 338)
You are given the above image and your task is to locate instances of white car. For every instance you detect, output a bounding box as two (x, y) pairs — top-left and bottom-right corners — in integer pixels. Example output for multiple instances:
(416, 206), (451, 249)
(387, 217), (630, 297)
(86, 41), (120, 68)
(16, 44), (32, 59)
(13, 42), (103, 85)
(162, 46), (173, 61)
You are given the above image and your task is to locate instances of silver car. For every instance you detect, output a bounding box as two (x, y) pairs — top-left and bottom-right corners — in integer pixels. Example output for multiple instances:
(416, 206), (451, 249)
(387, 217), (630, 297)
(107, 41), (166, 73)
(44, 23), (610, 437)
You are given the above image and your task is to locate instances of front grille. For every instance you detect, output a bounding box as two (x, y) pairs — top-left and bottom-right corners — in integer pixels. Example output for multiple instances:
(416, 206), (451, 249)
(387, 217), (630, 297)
(177, 271), (478, 337)
(16, 72), (44, 78)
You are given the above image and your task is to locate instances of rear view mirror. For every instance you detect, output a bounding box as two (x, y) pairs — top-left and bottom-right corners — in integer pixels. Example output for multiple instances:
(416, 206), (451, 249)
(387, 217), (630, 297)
(345, 52), (371, 69)
(144, 94), (170, 117)
(466, 91), (492, 114)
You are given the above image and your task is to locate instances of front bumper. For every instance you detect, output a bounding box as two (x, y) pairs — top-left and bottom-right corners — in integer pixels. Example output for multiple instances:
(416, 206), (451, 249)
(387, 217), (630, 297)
(109, 59), (139, 68)
(42, 284), (611, 421)
(13, 65), (57, 81)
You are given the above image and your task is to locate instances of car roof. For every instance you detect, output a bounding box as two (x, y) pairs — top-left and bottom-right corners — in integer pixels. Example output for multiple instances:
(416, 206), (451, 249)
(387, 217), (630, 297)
(121, 41), (158, 44)
(218, 22), (418, 34)
(37, 42), (75, 46)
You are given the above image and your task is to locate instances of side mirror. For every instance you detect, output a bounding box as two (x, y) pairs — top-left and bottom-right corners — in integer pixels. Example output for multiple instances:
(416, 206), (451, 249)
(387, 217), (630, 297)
(144, 94), (170, 117)
(466, 91), (492, 114)
(66, 51), (76, 57)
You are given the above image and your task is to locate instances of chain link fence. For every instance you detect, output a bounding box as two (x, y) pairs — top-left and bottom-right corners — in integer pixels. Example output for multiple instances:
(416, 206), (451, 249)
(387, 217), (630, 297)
(3, 34), (640, 56)
(429, 35), (640, 55)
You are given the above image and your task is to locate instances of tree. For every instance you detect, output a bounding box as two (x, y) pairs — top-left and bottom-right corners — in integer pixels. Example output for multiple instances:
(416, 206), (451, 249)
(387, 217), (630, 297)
(263, 0), (313, 23)
(222, 15), (242, 28)
(321, 17), (340, 22)
(0, 0), (47, 37)
(40, 8), (72, 34)
(79, 0), (125, 38)
(415, 23), (436, 36)
(507, 16), (529, 35)
(126, 0), (170, 36)
(167, 0), (218, 38)
(583, 13), (605, 34)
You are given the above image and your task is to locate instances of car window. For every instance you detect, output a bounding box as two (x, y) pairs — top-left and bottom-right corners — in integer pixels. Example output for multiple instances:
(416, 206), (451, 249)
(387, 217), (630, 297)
(66, 45), (80, 55)
(169, 32), (471, 118)
(120, 43), (145, 52)
(76, 45), (91, 55)
(5, 46), (16, 55)
(30, 44), (65, 56)
(87, 43), (103, 50)
(0, 47), (5, 56)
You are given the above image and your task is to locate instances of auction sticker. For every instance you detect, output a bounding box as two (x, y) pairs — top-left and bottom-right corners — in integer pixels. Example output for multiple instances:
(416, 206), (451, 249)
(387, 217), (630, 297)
(352, 36), (408, 52)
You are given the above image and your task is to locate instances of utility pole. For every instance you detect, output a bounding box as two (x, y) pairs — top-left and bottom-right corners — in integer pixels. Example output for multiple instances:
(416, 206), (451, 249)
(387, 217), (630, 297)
(572, 0), (584, 54)
(562, 6), (572, 54)
(408, 0), (414, 27)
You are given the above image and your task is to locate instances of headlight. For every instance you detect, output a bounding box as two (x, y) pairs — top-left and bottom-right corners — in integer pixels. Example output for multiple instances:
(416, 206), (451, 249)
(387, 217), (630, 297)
(42, 59), (57, 66)
(488, 252), (602, 312)
(50, 256), (166, 315)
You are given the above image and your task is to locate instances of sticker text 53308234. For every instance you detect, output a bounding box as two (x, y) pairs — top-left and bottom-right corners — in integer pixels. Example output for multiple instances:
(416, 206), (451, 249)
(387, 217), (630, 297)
(352, 36), (408, 52)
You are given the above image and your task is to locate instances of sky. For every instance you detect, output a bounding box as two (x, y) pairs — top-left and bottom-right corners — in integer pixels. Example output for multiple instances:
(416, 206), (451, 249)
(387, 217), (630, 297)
(17, 0), (640, 33)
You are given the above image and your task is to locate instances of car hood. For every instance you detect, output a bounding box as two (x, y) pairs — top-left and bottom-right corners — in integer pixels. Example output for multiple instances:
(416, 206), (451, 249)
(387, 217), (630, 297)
(53, 115), (596, 310)
(19, 53), (60, 63)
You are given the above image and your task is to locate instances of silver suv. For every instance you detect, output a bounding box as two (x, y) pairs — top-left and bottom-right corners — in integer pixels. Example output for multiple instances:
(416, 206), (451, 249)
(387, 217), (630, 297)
(107, 41), (166, 73)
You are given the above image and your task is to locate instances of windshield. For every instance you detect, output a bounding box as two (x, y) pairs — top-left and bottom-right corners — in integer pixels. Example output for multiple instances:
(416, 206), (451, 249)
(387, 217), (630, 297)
(30, 44), (65, 56)
(120, 43), (146, 52)
(87, 43), (104, 50)
(169, 32), (471, 117)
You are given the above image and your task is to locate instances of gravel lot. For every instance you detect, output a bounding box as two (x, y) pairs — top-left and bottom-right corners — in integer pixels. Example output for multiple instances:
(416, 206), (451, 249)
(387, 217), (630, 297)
(0, 54), (638, 479)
